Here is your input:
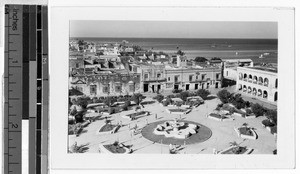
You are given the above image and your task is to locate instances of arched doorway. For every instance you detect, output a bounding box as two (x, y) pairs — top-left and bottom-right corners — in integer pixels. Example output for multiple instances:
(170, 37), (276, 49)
(215, 82), (219, 88)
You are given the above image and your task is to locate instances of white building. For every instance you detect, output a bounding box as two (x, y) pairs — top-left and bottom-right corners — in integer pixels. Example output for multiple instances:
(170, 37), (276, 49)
(236, 66), (278, 104)
(223, 59), (253, 81)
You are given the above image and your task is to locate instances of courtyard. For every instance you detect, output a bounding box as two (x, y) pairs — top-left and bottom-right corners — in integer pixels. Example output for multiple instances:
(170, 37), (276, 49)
(68, 94), (277, 154)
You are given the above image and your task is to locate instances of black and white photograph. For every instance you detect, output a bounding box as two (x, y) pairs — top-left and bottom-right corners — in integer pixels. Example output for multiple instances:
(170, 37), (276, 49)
(49, 4), (295, 170)
(68, 20), (278, 155)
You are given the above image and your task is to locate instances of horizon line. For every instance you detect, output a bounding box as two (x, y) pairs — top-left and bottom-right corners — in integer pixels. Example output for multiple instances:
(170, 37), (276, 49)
(70, 36), (278, 40)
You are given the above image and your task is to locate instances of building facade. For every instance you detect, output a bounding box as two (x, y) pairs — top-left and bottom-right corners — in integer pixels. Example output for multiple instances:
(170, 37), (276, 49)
(70, 72), (141, 97)
(164, 66), (222, 91)
(223, 59), (254, 81)
(236, 67), (278, 104)
(138, 63), (166, 93)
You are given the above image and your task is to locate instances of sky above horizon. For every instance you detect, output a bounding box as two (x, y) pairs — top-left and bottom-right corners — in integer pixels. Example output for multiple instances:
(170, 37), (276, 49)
(70, 21), (277, 39)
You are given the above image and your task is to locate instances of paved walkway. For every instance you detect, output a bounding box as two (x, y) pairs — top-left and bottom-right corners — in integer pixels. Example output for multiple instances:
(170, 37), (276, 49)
(69, 96), (276, 154)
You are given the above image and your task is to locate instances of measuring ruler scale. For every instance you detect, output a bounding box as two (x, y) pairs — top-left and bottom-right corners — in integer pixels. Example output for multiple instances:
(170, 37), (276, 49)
(3, 5), (48, 174)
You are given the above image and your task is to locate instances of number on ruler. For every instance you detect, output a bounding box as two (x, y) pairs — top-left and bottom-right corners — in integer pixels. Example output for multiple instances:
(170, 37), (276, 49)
(42, 57), (47, 64)
(11, 123), (18, 129)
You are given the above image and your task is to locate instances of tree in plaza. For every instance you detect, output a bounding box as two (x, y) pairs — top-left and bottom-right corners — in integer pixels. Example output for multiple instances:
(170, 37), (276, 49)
(217, 89), (232, 104)
(131, 93), (145, 106)
(103, 96), (117, 107)
(265, 109), (277, 125)
(153, 94), (164, 103)
(251, 103), (265, 117)
(231, 94), (246, 109)
(196, 89), (210, 100)
(76, 97), (90, 109)
(179, 91), (190, 102)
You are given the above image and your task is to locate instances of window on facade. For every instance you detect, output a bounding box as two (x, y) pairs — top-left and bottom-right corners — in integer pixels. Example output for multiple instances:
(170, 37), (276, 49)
(144, 74), (149, 80)
(157, 73), (161, 78)
(129, 84), (135, 92)
(202, 74), (206, 80)
(168, 77), (171, 81)
(216, 73), (220, 79)
(115, 84), (122, 93)
(226, 71), (228, 76)
(196, 75), (198, 80)
(174, 76), (179, 83)
(90, 85), (97, 95)
(103, 85), (110, 93)
(75, 63), (79, 68)
(166, 83), (173, 88)
(189, 75), (193, 81)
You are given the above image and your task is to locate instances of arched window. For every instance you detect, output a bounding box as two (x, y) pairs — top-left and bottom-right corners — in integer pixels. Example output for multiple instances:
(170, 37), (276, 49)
(264, 78), (269, 87)
(253, 76), (258, 84)
(248, 86), (252, 93)
(248, 75), (252, 82)
(243, 73), (247, 81)
(243, 85), (247, 92)
(238, 84), (242, 90)
(275, 79), (278, 88)
(258, 89), (262, 96)
(253, 88), (257, 96)
(274, 92), (278, 101)
(239, 73), (243, 80)
(258, 77), (263, 85)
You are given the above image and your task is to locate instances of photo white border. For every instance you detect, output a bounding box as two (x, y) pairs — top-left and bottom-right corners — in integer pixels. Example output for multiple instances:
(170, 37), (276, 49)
(49, 6), (295, 170)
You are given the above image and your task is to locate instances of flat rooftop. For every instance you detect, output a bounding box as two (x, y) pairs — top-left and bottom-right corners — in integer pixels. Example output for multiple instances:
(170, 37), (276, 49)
(247, 66), (278, 73)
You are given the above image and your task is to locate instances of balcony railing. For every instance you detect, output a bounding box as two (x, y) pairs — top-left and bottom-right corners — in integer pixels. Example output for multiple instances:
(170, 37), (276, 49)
(243, 79), (247, 81)
(248, 79), (252, 83)
(258, 82), (263, 85)
(253, 80), (257, 84)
